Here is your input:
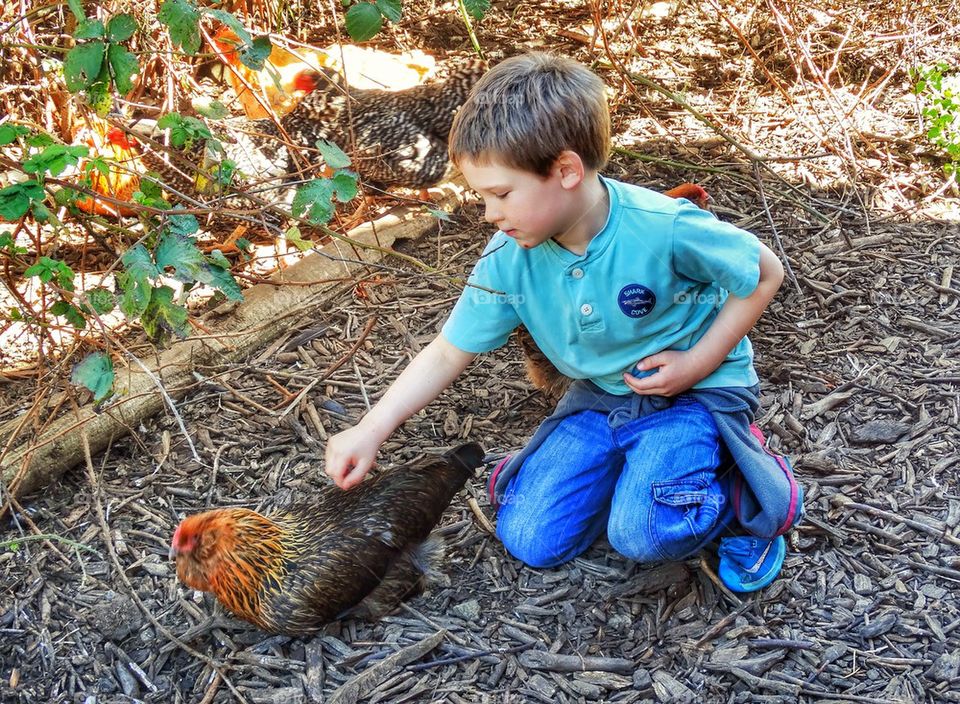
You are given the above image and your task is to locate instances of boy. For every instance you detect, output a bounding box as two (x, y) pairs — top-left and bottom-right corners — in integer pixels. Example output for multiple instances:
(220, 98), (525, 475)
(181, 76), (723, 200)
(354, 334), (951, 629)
(325, 53), (802, 592)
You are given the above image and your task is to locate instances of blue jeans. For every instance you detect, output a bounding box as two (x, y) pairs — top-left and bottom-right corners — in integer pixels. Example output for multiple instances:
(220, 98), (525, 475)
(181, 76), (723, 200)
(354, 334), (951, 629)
(496, 397), (734, 568)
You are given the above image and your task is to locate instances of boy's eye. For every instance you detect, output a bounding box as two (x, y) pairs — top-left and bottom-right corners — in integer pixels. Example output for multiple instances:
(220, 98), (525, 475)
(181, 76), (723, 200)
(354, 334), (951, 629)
(494, 192), (509, 199)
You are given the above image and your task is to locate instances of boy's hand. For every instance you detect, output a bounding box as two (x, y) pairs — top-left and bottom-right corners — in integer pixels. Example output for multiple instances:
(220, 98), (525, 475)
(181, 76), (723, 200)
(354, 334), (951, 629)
(324, 423), (385, 490)
(623, 350), (706, 397)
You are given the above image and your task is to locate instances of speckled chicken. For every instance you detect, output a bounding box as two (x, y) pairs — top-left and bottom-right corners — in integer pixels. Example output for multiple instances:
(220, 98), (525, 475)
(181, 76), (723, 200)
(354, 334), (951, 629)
(242, 59), (487, 189)
(170, 443), (484, 636)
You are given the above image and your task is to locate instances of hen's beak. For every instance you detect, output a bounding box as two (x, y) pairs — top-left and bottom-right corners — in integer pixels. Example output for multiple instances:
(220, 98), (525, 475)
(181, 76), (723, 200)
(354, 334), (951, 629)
(169, 544), (179, 561)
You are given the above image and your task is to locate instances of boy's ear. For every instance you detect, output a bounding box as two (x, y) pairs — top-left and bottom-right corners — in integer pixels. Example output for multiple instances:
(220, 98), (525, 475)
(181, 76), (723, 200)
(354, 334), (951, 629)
(553, 150), (586, 189)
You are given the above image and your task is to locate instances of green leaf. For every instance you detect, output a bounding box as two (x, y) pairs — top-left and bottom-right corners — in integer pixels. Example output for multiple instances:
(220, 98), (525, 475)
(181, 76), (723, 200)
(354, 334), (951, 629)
(0, 124), (30, 146)
(0, 181), (45, 220)
(155, 231), (205, 282)
(67, 0), (86, 21)
(51, 300), (86, 328)
(26, 133), (55, 148)
(167, 211), (200, 236)
(121, 243), (160, 280)
(292, 178), (336, 224)
(375, 0), (402, 23)
(462, 0), (490, 20)
(316, 139), (352, 169)
(239, 36), (273, 71)
(72, 351), (114, 401)
(204, 9), (252, 45)
(345, 2), (382, 42)
(64, 42), (106, 91)
(208, 159), (237, 187)
(235, 237), (252, 251)
(86, 79), (113, 116)
(116, 270), (151, 318)
(198, 260), (243, 300)
(25, 257), (75, 290)
(425, 205), (452, 221)
(108, 44), (138, 94)
(107, 13), (137, 42)
(158, 0), (201, 55)
(331, 171), (358, 202)
(86, 287), (116, 314)
(22, 144), (89, 177)
(195, 100), (229, 119)
(156, 113), (211, 148)
(283, 225), (313, 252)
(0, 233), (27, 254)
(74, 19), (105, 39)
(142, 285), (190, 338)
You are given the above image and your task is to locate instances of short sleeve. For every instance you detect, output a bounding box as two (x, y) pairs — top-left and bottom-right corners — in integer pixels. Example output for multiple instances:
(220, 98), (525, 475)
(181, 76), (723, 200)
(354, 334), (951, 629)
(671, 202), (761, 298)
(441, 238), (522, 354)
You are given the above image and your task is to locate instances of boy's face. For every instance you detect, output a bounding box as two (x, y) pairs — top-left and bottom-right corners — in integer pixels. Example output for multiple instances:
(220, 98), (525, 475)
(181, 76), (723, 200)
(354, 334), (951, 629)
(459, 157), (578, 249)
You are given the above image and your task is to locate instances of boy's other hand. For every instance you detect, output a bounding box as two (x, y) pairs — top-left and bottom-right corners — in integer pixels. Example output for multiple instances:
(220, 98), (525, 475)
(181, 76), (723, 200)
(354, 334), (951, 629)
(324, 424), (384, 490)
(623, 350), (705, 397)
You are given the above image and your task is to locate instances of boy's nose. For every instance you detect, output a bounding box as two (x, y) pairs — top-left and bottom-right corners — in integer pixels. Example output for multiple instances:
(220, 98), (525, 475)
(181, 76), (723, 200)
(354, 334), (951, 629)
(483, 206), (501, 225)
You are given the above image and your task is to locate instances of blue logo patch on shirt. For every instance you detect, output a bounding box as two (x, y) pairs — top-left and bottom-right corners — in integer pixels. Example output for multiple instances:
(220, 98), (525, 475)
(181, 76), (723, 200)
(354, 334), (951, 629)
(618, 284), (656, 318)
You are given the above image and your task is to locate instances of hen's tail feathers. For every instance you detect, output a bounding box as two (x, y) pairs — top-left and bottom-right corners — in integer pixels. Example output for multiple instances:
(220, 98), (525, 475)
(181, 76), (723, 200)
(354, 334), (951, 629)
(662, 182), (710, 210)
(444, 442), (485, 476)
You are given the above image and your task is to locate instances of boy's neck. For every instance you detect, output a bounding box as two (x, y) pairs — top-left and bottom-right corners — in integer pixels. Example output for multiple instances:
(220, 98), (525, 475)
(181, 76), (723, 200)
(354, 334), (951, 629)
(552, 173), (609, 256)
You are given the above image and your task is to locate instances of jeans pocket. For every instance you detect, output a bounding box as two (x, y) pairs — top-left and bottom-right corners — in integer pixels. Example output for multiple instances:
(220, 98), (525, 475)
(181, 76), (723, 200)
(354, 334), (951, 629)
(649, 475), (723, 561)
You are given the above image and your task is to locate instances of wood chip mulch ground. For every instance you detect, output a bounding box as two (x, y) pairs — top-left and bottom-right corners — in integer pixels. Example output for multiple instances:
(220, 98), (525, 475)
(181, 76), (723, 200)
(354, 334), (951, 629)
(2, 185), (959, 703)
(3, 1), (960, 702)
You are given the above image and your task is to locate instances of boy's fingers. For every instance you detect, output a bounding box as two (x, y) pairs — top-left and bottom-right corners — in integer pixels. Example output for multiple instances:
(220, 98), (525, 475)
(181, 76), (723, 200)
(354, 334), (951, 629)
(341, 457), (373, 490)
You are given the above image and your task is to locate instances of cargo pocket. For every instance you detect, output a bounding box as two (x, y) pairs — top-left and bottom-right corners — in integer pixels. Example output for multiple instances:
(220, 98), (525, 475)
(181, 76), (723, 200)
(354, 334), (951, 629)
(649, 475), (724, 561)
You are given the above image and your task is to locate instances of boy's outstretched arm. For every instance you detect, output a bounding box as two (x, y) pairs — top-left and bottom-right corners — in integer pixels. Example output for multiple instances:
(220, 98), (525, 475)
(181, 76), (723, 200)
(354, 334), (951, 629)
(626, 243), (785, 396)
(324, 334), (478, 489)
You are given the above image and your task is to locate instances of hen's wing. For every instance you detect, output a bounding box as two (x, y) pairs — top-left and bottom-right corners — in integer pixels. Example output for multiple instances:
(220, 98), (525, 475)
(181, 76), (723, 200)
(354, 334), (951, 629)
(347, 113), (451, 189)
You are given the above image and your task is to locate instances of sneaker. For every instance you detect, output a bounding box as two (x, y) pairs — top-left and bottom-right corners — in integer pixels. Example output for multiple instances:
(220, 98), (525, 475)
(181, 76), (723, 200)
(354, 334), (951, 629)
(717, 535), (786, 593)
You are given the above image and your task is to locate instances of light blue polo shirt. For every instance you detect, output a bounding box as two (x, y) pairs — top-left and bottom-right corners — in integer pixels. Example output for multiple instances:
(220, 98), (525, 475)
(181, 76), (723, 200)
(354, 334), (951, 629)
(441, 177), (761, 394)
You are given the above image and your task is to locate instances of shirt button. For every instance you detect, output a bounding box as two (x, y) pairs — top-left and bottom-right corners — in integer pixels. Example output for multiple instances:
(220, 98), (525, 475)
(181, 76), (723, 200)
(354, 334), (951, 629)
(580, 303), (593, 315)
(571, 268), (584, 279)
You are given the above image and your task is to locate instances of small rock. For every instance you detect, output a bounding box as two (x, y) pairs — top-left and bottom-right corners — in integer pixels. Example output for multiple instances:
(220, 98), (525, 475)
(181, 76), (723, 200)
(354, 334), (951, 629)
(848, 419), (911, 445)
(449, 598), (481, 621)
(606, 613), (631, 632)
(632, 667), (653, 691)
(89, 591), (143, 643)
(926, 653), (960, 682)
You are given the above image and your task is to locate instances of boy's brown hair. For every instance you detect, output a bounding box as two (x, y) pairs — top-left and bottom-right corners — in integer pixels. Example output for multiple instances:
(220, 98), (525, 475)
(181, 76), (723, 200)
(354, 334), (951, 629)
(449, 52), (610, 177)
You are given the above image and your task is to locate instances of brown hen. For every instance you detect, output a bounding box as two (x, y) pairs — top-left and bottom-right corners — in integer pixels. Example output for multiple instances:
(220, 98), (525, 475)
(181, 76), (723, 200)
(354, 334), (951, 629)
(170, 443), (483, 636)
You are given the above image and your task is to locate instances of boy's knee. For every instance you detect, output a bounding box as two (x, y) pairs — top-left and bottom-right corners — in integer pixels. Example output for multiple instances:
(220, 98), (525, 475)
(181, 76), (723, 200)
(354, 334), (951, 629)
(606, 515), (664, 564)
(496, 508), (575, 568)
